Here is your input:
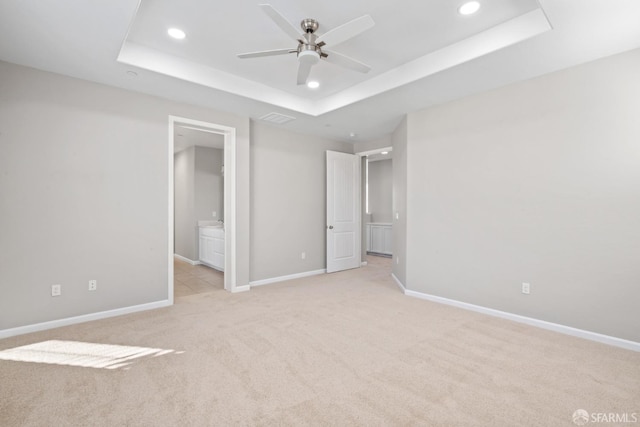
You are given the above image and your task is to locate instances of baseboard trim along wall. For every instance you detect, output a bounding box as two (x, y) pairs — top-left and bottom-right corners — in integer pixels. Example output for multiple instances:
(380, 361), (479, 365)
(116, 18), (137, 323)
(402, 287), (640, 352)
(0, 300), (172, 340)
(173, 254), (201, 266)
(250, 269), (326, 287)
(391, 273), (406, 293)
(232, 285), (251, 293)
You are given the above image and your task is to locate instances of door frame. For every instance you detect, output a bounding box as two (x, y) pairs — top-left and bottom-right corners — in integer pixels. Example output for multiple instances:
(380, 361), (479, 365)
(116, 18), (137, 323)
(168, 115), (238, 301)
(354, 146), (393, 265)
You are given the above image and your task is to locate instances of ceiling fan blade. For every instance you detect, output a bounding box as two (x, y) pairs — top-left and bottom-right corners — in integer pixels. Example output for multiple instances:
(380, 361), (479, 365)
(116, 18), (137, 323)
(237, 48), (294, 59)
(259, 4), (302, 41)
(323, 50), (371, 73)
(297, 61), (313, 85)
(315, 15), (374, 47)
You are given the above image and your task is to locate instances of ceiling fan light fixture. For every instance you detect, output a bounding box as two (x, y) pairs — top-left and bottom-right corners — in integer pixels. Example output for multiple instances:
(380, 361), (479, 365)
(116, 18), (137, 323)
(167, 28), (186, 39)
(458, 1), (481, 15)
(307, 81), (320, 89)
(298, 49), (320, 64)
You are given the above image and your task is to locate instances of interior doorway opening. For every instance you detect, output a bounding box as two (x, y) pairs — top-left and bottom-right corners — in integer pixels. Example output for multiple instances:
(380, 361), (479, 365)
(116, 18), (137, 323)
(355, 146), (393, 265)
(168, 116), (238, 302)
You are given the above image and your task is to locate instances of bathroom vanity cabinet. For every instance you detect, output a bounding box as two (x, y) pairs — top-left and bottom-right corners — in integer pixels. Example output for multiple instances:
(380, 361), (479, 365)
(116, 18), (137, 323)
(365, 223), (392, 255)
(199, 226), (224, 271)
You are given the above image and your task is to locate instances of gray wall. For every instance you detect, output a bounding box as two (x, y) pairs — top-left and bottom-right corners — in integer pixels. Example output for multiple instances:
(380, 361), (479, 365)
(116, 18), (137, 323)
(391, 118), (408, 285)
(367, 159), (393, 223)
(403, 48), (640, 342)
(174, 147), (196, 260)
(250, 121), (352, 281)
(194, 146), (224, 224)
(174, 146), (224, 261)
(0, 61), (250, 330)
(354, 136), (392, 153)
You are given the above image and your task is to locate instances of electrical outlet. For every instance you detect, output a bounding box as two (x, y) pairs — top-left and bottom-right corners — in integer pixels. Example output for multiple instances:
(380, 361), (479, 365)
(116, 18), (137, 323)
(522, 282), (530, 294)
(51, 284), (61, 297)
(212, 211), (216, 217)
(396, 256), (400, 265)
(301, 252), (306, 260)
(88, 280), (97, 291)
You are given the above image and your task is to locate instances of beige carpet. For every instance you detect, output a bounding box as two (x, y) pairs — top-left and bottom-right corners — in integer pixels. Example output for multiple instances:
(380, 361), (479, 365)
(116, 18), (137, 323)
(1, 256), (638, 426)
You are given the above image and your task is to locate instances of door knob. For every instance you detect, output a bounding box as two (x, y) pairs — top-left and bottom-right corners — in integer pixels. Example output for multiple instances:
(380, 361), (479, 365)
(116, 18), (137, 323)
(328, 225), (334, 229)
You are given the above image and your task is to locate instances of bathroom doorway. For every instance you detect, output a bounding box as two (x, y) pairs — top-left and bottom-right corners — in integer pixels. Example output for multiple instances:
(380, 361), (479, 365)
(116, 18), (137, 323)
(168, 116), (239, 301)
(173, 127), (225, 297)
(356, 147), (393, 268)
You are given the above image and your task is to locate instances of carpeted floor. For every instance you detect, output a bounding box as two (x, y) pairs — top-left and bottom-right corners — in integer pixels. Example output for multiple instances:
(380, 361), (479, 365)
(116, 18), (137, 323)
(1, 256), (638, 426)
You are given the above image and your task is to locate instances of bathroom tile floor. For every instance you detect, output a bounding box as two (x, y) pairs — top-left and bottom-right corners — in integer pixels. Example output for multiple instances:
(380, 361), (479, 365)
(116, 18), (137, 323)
(174, 258), (224, 298)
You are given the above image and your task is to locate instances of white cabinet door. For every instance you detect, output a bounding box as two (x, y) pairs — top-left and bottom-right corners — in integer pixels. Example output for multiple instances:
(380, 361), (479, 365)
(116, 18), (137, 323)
(199, 235), (215, 265)
(367, 224), (392, 255)
(370, 225), (384, 253)
(383, 226), (393, 254)
(212, 234), (225, 271)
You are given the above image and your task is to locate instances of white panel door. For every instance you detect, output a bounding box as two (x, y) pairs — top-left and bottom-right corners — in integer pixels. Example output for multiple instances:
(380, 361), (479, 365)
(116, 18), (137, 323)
(326, 151), (361, 273)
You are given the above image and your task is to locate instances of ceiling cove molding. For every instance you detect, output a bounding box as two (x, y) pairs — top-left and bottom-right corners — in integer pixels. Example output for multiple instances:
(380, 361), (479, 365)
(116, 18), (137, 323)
(118, 8), (551, 117)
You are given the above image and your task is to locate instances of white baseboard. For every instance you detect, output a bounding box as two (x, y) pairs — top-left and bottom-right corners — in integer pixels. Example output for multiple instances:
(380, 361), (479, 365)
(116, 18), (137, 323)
(173, 254), (201, 265)
(361, 261), (368, 266)
(0, 300), (172, 340)
(404, 289), (640, 352)
(250, 269), (326, 287)
(391, 273), (406, 293)
(231, 285), (250, 293)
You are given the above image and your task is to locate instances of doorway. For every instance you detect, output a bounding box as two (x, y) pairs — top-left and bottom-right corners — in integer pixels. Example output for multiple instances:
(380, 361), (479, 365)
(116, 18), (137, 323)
(356, 146), (393, 265)
(168, 116), (239, 302)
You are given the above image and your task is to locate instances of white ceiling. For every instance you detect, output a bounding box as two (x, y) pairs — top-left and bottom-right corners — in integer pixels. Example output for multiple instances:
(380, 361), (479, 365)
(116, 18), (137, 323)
(1, 1), (639, 143)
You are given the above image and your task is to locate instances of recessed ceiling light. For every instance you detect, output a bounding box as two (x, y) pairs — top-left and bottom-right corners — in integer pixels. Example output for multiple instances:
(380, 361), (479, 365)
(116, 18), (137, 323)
(126, 70), (138, 78)
(307, 81), (320, 89)
(349, 132), (357, 138)
(381, 151), (389, 155)
(168, 28), (186, 39)
(458, 1), (481, 15)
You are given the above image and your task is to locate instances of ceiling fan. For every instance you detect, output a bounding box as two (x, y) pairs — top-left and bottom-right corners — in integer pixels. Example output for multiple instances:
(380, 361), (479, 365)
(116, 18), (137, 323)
(237, 4), (375, 85)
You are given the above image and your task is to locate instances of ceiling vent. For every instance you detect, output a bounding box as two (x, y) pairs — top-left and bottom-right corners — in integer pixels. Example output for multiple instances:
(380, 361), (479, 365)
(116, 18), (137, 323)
(259, 112), (296, 125)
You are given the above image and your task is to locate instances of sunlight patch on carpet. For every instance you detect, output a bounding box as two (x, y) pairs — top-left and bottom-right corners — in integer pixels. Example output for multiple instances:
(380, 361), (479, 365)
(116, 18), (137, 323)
(0, 340), (183, 370)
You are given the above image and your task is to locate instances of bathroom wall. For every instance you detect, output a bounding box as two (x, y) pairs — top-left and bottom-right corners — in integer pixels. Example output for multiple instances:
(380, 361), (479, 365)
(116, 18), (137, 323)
(174, 147), (196, 260)
(194, 146), (224, 224)
(174, 146), (224, 261)
(367, 158), (393, 223)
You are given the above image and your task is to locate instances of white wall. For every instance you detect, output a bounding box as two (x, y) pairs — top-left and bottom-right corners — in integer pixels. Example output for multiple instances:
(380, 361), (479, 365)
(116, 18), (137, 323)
(367, 159), (393, 223)
(403, 48), (640, 342)
(250, 122), (353, 282)
(0, 61), (250, 331)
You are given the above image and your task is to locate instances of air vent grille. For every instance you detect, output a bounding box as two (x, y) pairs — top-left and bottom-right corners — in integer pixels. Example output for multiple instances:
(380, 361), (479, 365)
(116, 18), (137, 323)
(259, 112), (296, 125)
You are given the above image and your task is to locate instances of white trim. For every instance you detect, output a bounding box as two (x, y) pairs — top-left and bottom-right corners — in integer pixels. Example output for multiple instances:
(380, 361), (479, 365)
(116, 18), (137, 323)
(0, 300), (171, 340)
(391, 273), (406, 293)
(404, 289), (640, 352)
(168, 116), (239, 294)
(231, 285), (250, 293)
(361, 261), (368, 266)
(173, 254), (201, 266)
(250, 269), (326, 287)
